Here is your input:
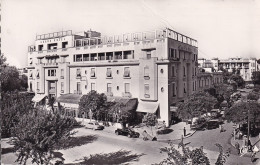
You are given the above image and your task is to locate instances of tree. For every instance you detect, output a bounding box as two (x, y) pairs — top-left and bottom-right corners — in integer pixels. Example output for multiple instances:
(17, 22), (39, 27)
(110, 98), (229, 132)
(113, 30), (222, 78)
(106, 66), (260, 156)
(252, 71), (260, 85)
(0, 53), (7, 66)
(159, 140), (230, 165)
(247, 92), (259, 101)
(142, 113), (157, 135)
(177, 91), (217, 120)
(215, 84), (234, 108)
(78, 91), (107, 120)
(225, 101), (260, 125)
(1, 91), (33, 138)
(11, 110), (76, 165)
(230, 74), (245, 88)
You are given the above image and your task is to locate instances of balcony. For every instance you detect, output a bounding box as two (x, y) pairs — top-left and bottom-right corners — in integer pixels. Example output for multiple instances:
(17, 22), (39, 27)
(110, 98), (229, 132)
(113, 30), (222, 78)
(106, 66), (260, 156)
(74, 90), (82, 95)
(122, 92), (132, 98)
(105, 92), (113, 97)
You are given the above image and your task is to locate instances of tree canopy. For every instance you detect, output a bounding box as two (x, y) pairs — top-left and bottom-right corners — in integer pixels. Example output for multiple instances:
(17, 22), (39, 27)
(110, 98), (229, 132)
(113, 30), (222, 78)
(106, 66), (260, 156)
(177, 91), (217, 119)
(78, 91), (108, 120)
(252, 71), (260, 85)
(12, 110), (76, 165)
(1, 54), (28, 92)
(1, 91), (33, 138)
(225, 101), (260, 124)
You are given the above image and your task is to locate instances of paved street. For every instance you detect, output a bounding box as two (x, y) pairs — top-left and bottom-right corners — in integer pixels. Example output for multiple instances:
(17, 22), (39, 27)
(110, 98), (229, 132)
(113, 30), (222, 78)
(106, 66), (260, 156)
(2, 123), (259, 164)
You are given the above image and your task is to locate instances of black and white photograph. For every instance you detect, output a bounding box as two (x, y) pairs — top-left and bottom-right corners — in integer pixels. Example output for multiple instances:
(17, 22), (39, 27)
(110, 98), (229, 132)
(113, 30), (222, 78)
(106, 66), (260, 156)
(1, 0), (260, 164)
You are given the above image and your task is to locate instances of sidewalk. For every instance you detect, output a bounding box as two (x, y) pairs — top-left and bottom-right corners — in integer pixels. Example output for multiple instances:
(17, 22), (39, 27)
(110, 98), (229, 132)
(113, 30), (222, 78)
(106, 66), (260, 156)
(230, 133), (260, 164)
(77, 118), (196, 142)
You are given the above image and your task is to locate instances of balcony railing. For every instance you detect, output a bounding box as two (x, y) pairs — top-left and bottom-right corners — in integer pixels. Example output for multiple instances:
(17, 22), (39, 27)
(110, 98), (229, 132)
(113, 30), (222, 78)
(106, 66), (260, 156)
(122, 92), (132, 98)
(74, 90), (82, 95)
(105, 92), (113, 97)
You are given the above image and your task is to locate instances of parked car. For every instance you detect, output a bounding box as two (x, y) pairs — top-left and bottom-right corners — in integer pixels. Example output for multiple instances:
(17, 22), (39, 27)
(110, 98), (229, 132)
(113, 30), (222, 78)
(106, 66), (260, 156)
(206, 120), (220, 130)
(115, 128), (140, 138)
(86, 121), (104, 130)
(191, 119), (220, 131)
(246, 84), (254, 89)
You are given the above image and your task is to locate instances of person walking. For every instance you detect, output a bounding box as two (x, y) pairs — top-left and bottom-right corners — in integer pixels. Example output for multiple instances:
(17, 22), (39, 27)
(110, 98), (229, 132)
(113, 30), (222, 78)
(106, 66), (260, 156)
(184, 127), (186, 136)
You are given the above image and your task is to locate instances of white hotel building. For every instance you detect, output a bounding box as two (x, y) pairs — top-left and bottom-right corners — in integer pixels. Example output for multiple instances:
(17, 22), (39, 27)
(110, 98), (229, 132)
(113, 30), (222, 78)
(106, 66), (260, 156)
(27, 28), (199, 126)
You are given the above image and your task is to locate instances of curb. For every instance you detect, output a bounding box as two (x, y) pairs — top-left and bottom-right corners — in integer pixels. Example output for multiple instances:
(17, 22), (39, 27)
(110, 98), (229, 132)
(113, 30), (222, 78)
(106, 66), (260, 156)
(157, 130), (197, 143)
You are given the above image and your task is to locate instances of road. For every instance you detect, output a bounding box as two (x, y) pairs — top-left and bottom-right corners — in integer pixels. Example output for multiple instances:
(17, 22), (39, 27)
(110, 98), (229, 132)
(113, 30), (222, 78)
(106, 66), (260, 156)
(1, 124), (256, 164)
(171, 122), (255, 165)
(60, 125), (254, 165)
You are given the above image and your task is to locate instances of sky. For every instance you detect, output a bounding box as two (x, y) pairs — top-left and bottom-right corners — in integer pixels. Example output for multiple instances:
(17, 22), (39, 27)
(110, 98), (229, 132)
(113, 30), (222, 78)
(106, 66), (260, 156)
(2, 0), (260, 68)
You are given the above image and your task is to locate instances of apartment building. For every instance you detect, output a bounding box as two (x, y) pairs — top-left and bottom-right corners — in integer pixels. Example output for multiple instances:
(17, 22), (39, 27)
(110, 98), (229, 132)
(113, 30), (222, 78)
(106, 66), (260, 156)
(27, 28), (199, 126)
(198, 57), (259, 82)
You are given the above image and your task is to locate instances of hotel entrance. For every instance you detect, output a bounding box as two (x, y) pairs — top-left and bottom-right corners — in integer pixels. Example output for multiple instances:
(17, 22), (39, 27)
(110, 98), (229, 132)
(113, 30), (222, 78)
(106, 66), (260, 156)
(48, 81), (57, 99)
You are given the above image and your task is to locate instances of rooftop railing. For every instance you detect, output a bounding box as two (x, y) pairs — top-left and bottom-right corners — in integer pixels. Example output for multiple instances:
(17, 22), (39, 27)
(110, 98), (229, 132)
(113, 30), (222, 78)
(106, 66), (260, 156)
(29, 28), (198, 52)
(36, 30), (72, 40)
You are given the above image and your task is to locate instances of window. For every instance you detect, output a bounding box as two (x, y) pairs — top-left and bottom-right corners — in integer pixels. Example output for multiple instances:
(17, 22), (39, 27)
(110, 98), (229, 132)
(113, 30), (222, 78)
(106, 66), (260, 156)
(75, 54), (82, 62)
(184, 83), (186, 93)
(36, 70), (40, 78)
(144, 84), (149, 95)
(183, 66), (186, 77)
(107, 83), (112, 93)
(144, 66), (149, 77)
(106, 68), (112, 77)
(91, 68), (96, 77)
(172, 83), (176, 97)
(48, 69), (56, 76)
(83, 54), (89, 61)
(38, 58), (42, 64)
(60, 56), (66, 63)
(61, 82), (64, 91)
(29, 71), (33, 78)
(38, 45), (43, 51)
(172, 66), (175, 77)
(124, 67), (130, 77)
(125, 83), (130, 93)
(169, 48), (177, 58)
(146, 51), (151, 59)
(91, 83), (95, 91)
(62, 42), (68, 48)
(61, 69), (64, 78)
(76, 68), (81, 77)
(77, 82), (81, 92)
(192, 67), (194, 76)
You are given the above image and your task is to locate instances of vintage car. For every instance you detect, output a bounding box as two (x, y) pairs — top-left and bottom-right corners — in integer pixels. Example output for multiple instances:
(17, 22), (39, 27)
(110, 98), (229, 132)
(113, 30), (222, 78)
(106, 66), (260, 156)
(86, 121), (104, 130)
(115, 128), (140, 138)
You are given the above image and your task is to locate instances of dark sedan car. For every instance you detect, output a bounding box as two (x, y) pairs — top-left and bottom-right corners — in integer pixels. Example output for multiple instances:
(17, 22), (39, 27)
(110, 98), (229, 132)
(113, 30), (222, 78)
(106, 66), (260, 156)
(115, 128), (140, 138)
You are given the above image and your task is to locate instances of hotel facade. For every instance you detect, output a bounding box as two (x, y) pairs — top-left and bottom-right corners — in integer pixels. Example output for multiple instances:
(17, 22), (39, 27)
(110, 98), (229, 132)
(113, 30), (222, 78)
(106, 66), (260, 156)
(27, 28), (201, 126)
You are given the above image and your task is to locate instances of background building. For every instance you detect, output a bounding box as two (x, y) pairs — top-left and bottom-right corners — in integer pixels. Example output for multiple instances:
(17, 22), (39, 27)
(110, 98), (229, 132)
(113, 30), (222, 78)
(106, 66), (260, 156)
(27, 28), (203, 126)
(199, 57), (259, 82)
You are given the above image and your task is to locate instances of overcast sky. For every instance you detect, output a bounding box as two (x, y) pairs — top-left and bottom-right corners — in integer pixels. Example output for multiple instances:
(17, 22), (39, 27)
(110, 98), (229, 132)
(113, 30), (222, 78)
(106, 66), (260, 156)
(2, 0), (260, 68)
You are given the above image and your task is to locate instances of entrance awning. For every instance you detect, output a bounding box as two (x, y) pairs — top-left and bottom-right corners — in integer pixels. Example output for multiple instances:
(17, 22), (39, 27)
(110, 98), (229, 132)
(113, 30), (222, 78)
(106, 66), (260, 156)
(170, 106), (178, 112)
(136, 101), (159, 113)
(107, 96), (138, 112)
(32, 94), (46, 102)
(56, 94), (82, 104)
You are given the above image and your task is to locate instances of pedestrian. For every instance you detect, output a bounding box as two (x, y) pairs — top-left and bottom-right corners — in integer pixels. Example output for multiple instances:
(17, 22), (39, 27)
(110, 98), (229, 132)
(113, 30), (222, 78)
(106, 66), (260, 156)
(235, 142), (240, 155)
(220, 125), (224, 133)
(248, 139), (253, 152)
(184, 127), (186, 136)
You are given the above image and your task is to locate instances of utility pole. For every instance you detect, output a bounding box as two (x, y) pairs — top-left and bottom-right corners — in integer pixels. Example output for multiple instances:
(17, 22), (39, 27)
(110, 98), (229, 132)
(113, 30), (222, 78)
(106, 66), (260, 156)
(248, 108), (250, 144)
